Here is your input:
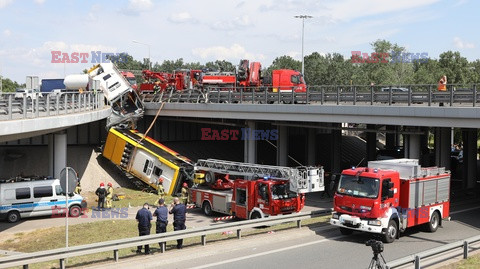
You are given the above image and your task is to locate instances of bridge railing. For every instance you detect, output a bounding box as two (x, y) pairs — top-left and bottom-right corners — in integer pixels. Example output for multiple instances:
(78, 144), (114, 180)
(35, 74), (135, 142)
(140, 84), (479, 107)
(0, 210), (330, 269)
(0, 91), (105, 121)
(386, 234), (480, 269)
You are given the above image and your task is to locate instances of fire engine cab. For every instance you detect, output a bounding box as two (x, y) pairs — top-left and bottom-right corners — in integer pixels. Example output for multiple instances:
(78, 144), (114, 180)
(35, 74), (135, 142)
(330, 159), (450, 243)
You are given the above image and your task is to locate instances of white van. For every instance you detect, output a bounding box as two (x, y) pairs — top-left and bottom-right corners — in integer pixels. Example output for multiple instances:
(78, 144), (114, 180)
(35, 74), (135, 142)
(0, 178), (87, 223)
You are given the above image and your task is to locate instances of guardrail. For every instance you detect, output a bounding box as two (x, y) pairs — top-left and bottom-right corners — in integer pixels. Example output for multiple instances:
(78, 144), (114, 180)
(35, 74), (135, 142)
(0, 210), (330, 269)
(140, 84), (480, 107)
(386, 234), (480, 269)
(0, 91), (105, 121)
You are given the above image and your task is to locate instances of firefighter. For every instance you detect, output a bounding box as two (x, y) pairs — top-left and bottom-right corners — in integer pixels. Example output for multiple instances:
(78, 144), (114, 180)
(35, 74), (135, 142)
(181, 182), (189, 205)
(74, 181), (82, 195)
(106, 182), (114, 208)
(95, 182), (107, 210)
(155, 178), (165, 206)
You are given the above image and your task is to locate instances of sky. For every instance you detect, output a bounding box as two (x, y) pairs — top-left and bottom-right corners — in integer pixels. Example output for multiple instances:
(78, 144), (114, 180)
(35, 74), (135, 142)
(0, 0), (478, 83)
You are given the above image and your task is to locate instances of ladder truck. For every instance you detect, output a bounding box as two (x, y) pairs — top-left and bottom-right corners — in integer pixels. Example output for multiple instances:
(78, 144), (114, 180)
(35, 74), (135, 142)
(330, 159), (450, 243)
(190, 159), (324, 220)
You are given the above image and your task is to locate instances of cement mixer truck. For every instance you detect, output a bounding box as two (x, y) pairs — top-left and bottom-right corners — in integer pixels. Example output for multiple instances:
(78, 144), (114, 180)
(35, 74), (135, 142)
(64, 63), (144, 129)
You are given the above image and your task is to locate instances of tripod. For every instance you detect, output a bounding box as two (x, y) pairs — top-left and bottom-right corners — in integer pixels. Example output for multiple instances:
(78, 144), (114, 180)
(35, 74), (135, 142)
(367, 252), (387, 269)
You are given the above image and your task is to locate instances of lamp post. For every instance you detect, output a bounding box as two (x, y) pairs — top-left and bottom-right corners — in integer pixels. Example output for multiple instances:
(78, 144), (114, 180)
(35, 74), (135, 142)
(294, 15), (312, 75)
(132, 40), (151, 69)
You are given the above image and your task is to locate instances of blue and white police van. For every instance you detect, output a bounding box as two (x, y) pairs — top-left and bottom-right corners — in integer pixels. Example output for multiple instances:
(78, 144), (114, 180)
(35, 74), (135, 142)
(0, 177), (87, 223)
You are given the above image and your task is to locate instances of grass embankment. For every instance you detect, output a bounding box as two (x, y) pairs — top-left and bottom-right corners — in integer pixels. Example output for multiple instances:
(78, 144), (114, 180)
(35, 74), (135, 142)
(438, 253), (480, 269)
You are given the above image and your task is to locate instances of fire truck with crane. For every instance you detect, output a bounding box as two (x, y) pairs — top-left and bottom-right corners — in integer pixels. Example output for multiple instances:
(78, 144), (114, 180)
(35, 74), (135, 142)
(190, 159), (324, 220)
(139, 69), (202, 93)
(329, 159), (450, 243)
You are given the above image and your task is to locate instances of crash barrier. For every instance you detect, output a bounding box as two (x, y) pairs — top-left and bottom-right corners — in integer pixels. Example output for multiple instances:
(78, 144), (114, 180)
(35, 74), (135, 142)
(0, 92), (105, 120)
(141, 84), (480, 107)
(386, 234), (480, 269)
(0, 209), (330, 269)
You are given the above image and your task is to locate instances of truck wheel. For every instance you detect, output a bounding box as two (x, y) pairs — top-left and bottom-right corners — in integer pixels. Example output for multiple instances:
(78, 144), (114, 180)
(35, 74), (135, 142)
(205, 171), (215, 185)
(7, 211), (20, 223)
(69, 205), (81, 218)
(339, 227), (353, 235)
(426, 211), (440, 233)
(202, 201), (212, 216)
(251, 211), (262, 219)
(382, 219), (398, 243)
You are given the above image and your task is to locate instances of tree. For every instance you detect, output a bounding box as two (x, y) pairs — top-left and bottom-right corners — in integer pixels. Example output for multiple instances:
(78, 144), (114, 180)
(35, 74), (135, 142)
(0, 77), (23, 92)
(438, 51), (470, 86)
(204, 60), (235, 72)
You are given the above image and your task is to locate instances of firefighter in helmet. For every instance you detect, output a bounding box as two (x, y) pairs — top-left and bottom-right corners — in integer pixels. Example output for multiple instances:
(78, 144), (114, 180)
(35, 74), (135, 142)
(180, 182), (189, 205)
(95, 182), (107, 210)
(106, 182), (114, 208)
(155, 178), (165, 206)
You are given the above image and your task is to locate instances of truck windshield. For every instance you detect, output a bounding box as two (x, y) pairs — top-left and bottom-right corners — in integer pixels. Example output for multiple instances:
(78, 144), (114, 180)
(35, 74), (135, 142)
(337, 175), (379, 199)
(291, 75), (303, 85)
(272, 183), (297, 199)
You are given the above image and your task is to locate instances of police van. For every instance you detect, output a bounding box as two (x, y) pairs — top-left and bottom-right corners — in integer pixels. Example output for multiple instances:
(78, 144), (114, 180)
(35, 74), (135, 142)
(0, 177), (87, 223)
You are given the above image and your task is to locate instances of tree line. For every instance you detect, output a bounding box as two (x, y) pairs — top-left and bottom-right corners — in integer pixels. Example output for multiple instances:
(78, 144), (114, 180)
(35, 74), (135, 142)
(1, 39), (479, 92)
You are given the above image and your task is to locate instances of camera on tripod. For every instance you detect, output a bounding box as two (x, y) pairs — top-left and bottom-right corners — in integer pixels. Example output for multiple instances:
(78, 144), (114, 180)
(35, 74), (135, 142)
(365, 239), (384, 254)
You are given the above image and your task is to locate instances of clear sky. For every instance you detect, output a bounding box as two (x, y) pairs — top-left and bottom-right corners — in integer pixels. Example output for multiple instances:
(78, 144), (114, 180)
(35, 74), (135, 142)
(0, 0), (478, 83)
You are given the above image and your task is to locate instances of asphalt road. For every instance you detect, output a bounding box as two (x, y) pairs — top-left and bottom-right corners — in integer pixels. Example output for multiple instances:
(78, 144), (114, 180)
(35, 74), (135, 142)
(82, 199), (480, 269)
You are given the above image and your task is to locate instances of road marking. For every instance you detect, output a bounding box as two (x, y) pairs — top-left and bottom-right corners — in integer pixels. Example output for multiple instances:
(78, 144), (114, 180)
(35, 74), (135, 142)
(450, 205), (480, 215)
(188, 235), (344, 269)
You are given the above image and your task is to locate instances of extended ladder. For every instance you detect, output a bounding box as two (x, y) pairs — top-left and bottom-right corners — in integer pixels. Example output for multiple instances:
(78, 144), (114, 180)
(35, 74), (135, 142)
(194, 159), (324, 193)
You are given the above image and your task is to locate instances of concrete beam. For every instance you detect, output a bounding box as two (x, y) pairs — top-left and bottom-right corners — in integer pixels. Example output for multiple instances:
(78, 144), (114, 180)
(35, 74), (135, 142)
(276, 126), (288, 166)
(462, 129), (477, 189)
(435, 127), (451, 169)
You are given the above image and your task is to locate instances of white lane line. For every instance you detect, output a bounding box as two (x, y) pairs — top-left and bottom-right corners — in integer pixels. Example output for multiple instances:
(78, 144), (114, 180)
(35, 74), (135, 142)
(188, 235), (345, 269)
(450, 205), (480, 215)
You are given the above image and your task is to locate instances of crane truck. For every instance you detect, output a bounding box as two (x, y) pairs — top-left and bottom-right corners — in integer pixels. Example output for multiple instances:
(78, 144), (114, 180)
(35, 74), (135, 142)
(330, 159), (450, 243)
(190, 159), (323, 219)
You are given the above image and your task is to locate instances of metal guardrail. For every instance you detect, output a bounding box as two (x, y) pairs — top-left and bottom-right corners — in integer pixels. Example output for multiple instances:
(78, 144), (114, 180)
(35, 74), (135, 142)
(0, 91), (105, 121)
(0, 210), (330, 269)
(140, 84), (480, 107)
(386, 234), (480, 269)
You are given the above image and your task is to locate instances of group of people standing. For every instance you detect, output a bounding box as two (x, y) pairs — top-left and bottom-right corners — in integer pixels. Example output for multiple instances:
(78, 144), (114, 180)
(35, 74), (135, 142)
(95, 182), (114, 209)
(135, 197), (187, 254)
(135, 179), (189, 254)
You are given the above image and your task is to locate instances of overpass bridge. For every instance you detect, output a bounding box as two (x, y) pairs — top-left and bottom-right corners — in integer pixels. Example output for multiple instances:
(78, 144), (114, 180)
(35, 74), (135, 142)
(0, 91), (110, 178)
(0, 84), (479, 190)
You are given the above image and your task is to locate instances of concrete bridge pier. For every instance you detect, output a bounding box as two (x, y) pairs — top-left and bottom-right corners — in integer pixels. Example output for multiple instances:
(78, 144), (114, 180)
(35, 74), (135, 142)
(276, 125), (288, 166)
(48, 131), (67, 179)
(366, 124), (377, 161)
(244, 120), (257, 164)
(385, 125), (400, 149)
(307, 128), (316, 166)
(462, 128), (477, 189)
(331, 124), (342, 174)
(435, 127), (451, 169)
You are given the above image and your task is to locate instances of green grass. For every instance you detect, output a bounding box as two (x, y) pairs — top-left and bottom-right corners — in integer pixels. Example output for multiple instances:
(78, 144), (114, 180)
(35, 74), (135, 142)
(84, 187), (174, 208)
(437, 253), (480, 269)
(0, 215), (330, 269)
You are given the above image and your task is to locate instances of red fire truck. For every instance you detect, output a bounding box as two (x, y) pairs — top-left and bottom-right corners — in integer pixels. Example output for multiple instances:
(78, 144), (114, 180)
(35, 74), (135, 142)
(190, 159), (324, 219)
(330, 159), (450, 243)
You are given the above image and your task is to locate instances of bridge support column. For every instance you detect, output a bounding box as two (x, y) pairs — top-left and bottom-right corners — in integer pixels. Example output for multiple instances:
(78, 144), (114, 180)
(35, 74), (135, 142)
(307, 128), (316, 165)
(331, 124), (342, 173)
(385, 125), (399, 149)
(48, 131), (67, 179)
(366, 125), (377, 161)
(404, 131), (421, 159)
(244, 121), (256, 164)
(276, 125), (288, 166)
(434, 127), (451, 169)
(462, 128), (477, 189)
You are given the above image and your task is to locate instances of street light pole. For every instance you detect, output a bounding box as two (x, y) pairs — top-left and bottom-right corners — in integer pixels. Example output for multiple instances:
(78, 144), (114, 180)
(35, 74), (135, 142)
(294, 15), (312, 75)
(132, 40), (151, 69)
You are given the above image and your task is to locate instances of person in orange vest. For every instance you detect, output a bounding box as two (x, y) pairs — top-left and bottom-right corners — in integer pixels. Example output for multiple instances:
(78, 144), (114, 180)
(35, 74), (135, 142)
(438, 75), (447, 91)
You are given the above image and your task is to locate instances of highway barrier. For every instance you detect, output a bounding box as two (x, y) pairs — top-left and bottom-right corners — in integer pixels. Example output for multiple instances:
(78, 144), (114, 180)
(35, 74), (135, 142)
(0, 209), (330, 269)
(386, 234), (480, 269)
